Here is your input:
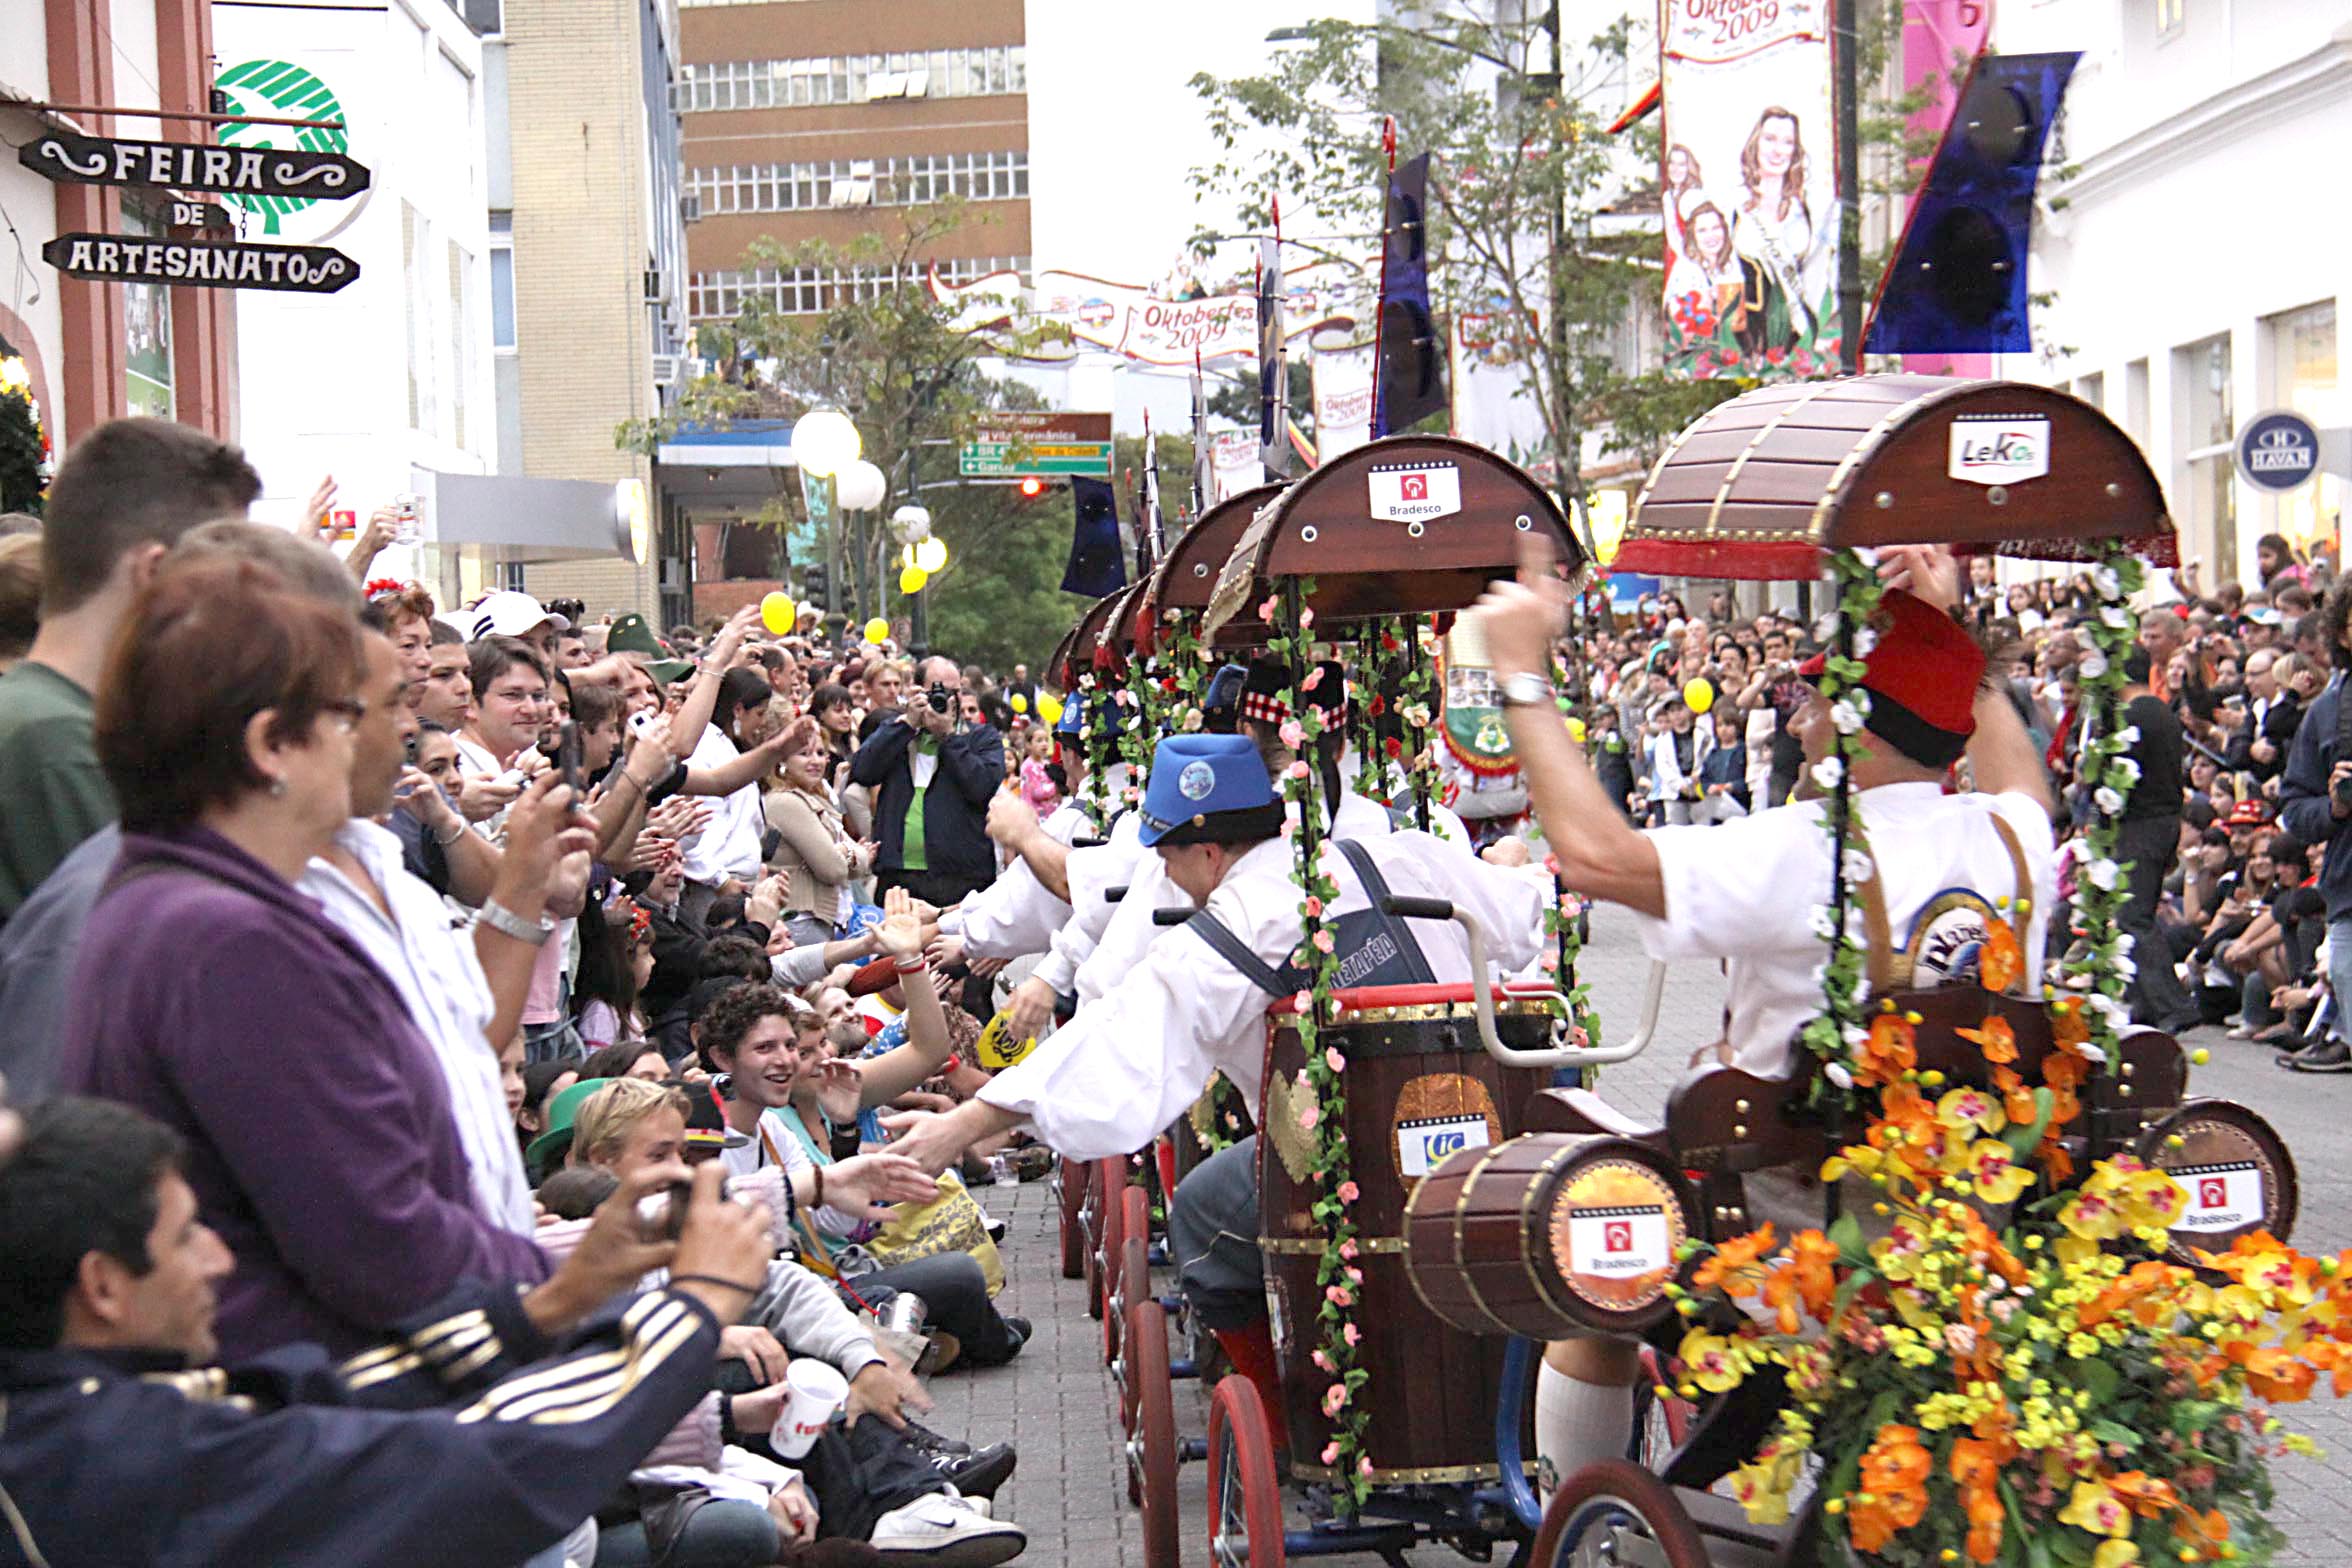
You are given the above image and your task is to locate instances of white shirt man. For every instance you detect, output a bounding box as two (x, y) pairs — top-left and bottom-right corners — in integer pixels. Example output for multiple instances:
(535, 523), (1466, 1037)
(676, 723), (766, 889)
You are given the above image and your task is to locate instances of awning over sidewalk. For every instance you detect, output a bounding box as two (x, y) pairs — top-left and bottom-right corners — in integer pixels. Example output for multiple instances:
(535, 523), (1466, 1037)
(421, 469), (647, 565)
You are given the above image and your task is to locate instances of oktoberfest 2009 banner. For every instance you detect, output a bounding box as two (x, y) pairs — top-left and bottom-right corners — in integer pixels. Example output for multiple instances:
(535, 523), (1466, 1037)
(1658, 0), (1845, 380)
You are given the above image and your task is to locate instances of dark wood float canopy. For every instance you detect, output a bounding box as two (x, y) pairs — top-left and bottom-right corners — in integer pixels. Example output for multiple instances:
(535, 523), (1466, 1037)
(1613, 374), (2176, 581)
(1203, 435), (1586, 636)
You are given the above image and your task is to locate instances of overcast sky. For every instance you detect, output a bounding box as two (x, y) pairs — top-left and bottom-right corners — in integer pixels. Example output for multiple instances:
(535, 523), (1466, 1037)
(1023, 0), (1377, 286)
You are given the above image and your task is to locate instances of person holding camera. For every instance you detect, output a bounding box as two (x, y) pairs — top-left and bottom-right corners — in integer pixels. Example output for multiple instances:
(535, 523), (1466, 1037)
(850, 659), (1004, 908)
(2275, 577), (2352, 1071)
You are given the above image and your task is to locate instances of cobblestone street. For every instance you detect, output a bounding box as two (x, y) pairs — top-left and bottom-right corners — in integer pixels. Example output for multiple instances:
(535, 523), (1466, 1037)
(943, 917), (2352, 1567)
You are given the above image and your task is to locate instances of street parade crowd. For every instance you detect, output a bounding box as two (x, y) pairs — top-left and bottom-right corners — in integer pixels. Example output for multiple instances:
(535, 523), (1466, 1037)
(0, 415), (2346, 1567)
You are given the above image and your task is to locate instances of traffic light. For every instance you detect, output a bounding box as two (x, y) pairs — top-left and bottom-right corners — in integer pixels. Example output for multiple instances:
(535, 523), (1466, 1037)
(801, 562), (832, 612)
(1018, 476), (1045, 499)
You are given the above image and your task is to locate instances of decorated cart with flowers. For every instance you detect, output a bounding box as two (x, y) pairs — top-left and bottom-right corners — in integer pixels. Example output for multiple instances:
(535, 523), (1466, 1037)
(1075, 433), (1645, 1568)
(1380, 375), (2311, 1568)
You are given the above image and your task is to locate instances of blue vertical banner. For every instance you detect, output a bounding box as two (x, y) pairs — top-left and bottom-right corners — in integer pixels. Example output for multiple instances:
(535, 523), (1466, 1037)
(1375, 152), (1445, 435)
(1062, 476), (1128, 598)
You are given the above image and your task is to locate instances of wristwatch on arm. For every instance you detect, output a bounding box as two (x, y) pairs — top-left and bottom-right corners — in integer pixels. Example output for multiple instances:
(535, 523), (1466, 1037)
(1498, 672), (1556, 709)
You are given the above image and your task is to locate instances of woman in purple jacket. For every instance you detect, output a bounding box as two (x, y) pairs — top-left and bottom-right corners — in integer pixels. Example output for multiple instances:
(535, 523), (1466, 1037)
(60, 559), (551, 1359)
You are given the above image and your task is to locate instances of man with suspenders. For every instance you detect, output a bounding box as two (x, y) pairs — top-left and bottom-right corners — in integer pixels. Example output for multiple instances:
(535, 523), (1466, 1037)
(1474, 541), (2057, 1496)
(880, 733), (1543, 1441)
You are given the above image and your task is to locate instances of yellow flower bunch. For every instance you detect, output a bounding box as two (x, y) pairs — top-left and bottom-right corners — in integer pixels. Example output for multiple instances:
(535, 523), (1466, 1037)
(1672, 1122), (2351, 1565)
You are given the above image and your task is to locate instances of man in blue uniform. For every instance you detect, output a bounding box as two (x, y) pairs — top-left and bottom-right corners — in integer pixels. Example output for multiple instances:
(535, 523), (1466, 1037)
(0, 1095), (773, 1568)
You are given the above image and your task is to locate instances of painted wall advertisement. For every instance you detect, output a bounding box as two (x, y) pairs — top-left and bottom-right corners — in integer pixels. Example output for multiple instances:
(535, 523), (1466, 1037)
(1657, 0), (1843, 380)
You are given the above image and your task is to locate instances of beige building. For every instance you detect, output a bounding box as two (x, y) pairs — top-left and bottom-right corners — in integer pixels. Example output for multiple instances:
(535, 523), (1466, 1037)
(678, 0), (1032, 324)
(486, 0), (694, 621)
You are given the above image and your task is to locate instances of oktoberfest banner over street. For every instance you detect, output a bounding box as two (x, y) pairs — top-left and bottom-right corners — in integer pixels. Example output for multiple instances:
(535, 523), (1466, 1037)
(926, 262), (1356, 366)
(1657, 0), (1844, 381)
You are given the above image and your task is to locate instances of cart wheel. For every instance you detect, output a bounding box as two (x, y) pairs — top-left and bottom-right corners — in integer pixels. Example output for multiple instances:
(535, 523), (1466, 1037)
(1128, 1298), (1180, 1568)
(1119, 1189), (1157, 1419)
(1087, 1157), (1123, 1322)
(1058, 1157), (1087, 1280)
(1532, 1459), (1709, 1568)
(1100, 1166), (1128, 1363)
(1206, 1374), (1285, 1568)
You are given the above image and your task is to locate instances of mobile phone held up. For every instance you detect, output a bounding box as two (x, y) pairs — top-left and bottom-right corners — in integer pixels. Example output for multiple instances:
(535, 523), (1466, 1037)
(556, 720), (585, 796)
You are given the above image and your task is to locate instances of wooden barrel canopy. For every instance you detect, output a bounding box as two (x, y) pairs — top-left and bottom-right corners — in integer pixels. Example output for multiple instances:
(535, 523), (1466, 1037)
(1614, 374), (2177, 582)
(1204, 436), (1586, 636)
(1044, 625), (1080, 694)
(1141, 482), (1288, 656)
(1062, 591), (1123, 692)
(1088, 581), (1149, 676)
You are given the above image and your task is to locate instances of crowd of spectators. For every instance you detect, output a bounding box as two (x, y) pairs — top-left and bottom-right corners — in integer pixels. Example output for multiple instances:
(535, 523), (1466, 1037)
(1566, 534), (2352, 1070)
(0, 418), (1058, 1568)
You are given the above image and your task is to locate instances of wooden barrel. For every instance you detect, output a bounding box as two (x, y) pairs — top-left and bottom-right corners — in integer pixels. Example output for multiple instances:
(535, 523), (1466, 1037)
(1257, 993), (1553, 1482)
(2135, 1099), (2298, 1265)
(1403, 1132), (1698, 1340)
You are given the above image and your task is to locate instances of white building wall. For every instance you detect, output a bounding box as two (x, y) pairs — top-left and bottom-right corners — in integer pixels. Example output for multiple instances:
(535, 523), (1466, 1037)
(1991, 1), (2352, 587)
(216, 0), (495, 582)
(0, 4), (62, 446)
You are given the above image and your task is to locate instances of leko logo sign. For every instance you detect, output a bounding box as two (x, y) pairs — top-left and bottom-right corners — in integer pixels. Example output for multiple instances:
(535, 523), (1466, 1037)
(1947, 414), (2051, 486)
(1367, 461), (1463, 523)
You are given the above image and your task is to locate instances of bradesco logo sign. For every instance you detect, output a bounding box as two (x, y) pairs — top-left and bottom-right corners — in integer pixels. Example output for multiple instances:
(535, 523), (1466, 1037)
(1367, 461), (1462, 523)
(1947, 414), (2050, 487)
(2235, 410), (2321, 494)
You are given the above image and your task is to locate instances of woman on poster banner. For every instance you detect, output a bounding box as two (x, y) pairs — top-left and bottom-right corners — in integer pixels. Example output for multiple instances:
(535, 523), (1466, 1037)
(1732, 105), (1836, 359)
(1664, 191), (1744, 346)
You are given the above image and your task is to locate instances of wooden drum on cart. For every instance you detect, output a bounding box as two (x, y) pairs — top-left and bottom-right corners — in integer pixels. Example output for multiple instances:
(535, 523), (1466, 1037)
(1402, 1133), (1698, 1340)
(1257, 990), (1554, 1484)
(2135, 1099), (2299, 1266)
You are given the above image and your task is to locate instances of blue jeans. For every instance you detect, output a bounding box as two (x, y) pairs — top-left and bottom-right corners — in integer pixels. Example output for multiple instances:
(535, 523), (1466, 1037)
(2328, 916), (2352, 1043)
(594, 1500), (778, 1568)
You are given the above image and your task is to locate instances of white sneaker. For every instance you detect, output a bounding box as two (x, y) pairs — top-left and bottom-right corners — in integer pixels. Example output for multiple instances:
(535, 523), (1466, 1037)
(870, 1494), (1026, 1567)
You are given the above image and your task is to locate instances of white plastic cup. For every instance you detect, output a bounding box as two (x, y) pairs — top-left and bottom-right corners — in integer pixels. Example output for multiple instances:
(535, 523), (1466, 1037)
(773, 1359), (849, 1459)
(989, 1153), (1016, 1188)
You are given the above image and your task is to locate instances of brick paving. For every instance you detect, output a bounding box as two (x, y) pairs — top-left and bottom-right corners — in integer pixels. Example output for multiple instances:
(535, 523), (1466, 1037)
(938, 918), (2352, 1565)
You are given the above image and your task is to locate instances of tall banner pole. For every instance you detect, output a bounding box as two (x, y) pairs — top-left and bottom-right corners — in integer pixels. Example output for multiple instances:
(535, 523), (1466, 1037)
(1190, 348), (1211, 519)
(1370, 116), (1397, 439)
(1258, 196), (1290, 478)
(1834, 0), (1863, 373)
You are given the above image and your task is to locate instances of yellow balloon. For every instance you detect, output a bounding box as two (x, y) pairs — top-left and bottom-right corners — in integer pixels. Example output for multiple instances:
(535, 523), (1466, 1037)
(1683, 677), (1715, 716)
(1564, 715), (1587, 744)
(759, 591), (795, 635)
(863, 618), (889, 645)
(1010, 694), (1029, 714)
(1037, 694), (1064, 725)
(898, 566), (929, 595)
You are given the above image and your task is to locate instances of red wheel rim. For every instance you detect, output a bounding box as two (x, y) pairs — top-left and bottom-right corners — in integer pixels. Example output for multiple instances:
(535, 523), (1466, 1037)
(1059, 1156), (1088, 1280)
(1206, 1375), (1285, 1568)
(1118, 1186), (1153, 1428)
(1129, 1299), (1180, 1568)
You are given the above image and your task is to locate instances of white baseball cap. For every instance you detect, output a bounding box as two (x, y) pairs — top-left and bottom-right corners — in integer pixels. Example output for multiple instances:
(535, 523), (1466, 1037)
(463, 590), (567, 641)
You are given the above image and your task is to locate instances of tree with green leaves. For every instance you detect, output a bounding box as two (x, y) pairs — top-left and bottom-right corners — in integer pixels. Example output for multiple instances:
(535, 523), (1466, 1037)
(619, 201), (1088, 657)
(1191, 3), (1938, 546)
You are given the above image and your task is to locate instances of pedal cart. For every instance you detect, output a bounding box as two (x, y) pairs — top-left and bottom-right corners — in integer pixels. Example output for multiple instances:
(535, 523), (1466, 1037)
(1388, 375), (2306, 1568)
(1103, 435), (1662, 1568)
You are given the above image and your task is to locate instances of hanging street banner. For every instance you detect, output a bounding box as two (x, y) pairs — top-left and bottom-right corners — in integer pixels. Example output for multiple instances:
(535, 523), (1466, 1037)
(42, 233), (358, 294)
(211, 58), (361, 238)
(1657, 0), (1843, 380)
(19, 129), (369, 203)
(927, 263), (1360, 367)
(958, 411), (1115, 478)
(1311, 340), (1374, 463)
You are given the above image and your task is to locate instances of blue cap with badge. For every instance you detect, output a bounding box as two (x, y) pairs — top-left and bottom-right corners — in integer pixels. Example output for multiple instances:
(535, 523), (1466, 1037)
(1054, 694), (1087, 737)
(1137, 734), (1285, 847)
